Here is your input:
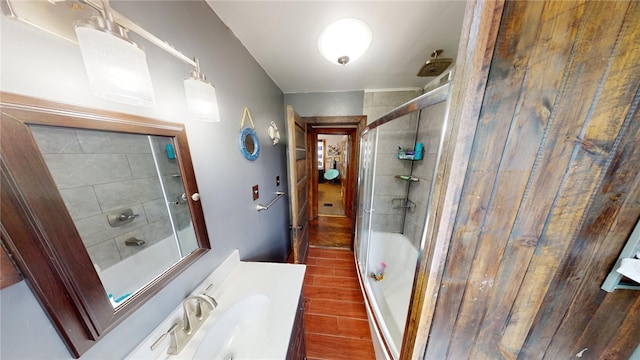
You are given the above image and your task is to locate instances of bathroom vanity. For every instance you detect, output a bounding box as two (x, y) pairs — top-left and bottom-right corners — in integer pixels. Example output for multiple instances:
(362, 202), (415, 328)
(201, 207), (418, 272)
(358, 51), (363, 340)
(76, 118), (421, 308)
(127, 250), (306, 360)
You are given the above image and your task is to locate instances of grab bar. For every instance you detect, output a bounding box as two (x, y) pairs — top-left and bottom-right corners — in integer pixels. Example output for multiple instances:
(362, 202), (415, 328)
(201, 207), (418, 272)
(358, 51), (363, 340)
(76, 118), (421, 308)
(256, 191), (285, 211)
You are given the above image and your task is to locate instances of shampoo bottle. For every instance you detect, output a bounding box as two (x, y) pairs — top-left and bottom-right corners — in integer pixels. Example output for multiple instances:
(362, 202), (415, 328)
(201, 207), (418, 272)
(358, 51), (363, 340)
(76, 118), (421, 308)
(414, 142), (424, 160)
(166, 143), (176, 159)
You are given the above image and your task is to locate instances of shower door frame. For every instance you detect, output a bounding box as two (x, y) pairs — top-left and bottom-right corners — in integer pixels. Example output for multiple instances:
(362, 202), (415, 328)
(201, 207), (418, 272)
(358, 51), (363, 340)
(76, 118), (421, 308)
(354, 81), (452, 360)
(400, 1), (505, 358)
(354, 2), (506, 353)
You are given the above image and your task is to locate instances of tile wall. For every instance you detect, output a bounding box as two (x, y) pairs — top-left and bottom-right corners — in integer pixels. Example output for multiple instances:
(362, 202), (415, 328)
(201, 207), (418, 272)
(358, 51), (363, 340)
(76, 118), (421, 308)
(362, 89), (448, 248)
(363, 90), (423, 235)
(403, 101), (448, 247)
(30, 125), (189, 271)
(369, 112), (419, 233)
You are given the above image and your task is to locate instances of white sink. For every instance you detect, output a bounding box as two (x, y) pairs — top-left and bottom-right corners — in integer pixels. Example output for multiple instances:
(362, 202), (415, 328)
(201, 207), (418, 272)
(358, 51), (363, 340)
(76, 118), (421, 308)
(127, 250), (306, 360)
(193, 294), (272, 360)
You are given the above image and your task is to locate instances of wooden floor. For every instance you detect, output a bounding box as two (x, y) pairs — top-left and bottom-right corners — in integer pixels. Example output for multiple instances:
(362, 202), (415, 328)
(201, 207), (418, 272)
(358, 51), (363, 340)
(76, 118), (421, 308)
(318, 182), (345, 217)
(304, 247), (375, 360)
(308, 216), (353, 248)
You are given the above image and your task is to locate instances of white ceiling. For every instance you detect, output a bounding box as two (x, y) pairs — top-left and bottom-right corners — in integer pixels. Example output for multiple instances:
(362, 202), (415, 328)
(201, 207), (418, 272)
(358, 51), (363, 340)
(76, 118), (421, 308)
(206, 1), (467, 94)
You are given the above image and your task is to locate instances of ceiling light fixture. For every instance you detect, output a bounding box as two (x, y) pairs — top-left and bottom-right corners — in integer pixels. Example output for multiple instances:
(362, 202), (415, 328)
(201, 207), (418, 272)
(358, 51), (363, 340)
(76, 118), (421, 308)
(74, 1), (155, 106)
(318, 18), (372, 66)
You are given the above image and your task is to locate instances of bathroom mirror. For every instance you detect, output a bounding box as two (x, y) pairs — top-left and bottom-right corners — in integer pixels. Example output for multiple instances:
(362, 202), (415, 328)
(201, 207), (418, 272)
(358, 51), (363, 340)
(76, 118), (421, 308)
(29, 125), (199, 307)
(239, 127), (260, 161)
(0, 92), (210, 357)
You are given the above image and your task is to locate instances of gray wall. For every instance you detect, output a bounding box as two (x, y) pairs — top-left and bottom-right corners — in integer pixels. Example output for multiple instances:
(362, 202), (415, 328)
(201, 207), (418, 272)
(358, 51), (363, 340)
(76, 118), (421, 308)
(284, 91), (364, 116)
(0, 1), (288, 359)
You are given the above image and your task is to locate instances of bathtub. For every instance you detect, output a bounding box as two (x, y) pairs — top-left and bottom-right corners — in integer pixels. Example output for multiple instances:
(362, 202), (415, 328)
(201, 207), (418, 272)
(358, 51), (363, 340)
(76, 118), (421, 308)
(359, 231), (418, 360)
(97, 225), (197, 304)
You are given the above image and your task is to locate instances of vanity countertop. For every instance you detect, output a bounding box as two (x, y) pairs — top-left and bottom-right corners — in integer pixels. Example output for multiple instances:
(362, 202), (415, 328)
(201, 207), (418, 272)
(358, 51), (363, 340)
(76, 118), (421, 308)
(127, 250), (306, 359)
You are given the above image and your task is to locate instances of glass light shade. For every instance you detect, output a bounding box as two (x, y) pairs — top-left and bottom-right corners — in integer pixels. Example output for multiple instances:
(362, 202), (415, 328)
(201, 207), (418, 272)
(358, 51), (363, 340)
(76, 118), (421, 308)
(75, 26), (155, 106)
(318, 18), (372, 65)
(184, 77), (220, 122)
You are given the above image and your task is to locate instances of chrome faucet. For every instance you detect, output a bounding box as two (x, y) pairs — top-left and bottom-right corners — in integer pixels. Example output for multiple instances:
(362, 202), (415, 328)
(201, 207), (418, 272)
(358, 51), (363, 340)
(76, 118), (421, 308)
(150, 292), (218, 355)
(181, 294), (218, 334)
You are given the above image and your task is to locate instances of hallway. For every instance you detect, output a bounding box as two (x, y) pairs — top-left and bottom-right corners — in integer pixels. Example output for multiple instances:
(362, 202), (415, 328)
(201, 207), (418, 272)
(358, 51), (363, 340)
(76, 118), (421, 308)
(303, 214), (374, 359)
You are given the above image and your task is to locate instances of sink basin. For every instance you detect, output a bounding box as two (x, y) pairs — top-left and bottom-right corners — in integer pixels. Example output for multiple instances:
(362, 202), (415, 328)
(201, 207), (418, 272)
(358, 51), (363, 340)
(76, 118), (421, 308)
(126, 252), (306, 360)
(193, 294), (272, 360)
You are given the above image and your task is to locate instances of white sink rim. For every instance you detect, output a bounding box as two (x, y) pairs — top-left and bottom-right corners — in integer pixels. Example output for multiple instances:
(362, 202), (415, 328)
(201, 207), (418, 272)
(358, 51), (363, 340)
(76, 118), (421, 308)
(125, 251), (306, 360)
(192, 293), (273, 360)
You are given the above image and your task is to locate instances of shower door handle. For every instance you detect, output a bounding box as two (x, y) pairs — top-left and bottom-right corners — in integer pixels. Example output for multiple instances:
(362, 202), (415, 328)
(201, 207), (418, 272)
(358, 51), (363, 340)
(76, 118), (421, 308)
(364, 209), (374, 213)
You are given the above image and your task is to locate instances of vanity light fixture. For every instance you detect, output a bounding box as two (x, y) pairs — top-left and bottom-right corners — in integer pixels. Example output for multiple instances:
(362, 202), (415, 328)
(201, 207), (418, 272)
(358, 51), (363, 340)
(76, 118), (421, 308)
(69, 0), (221, 121)
(184, 58), (221, 122)
(318, 18), (372, 66)
(74, 0), (155, 106)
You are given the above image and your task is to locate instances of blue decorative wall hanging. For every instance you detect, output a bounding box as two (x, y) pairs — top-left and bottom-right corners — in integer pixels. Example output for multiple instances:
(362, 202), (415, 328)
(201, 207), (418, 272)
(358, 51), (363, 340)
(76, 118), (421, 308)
(239, 107), (260, 161)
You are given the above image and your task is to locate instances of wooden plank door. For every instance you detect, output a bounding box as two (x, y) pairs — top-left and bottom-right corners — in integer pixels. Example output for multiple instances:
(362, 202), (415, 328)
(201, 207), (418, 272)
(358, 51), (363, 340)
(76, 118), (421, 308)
(286, 105), (309, 264)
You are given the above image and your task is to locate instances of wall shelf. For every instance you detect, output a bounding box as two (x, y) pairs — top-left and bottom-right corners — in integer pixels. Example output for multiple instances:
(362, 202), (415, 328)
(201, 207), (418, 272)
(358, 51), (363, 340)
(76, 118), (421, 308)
(394, 175), (419, 182)
(392, 198), (416, 212)
(397, 144), (423, 160)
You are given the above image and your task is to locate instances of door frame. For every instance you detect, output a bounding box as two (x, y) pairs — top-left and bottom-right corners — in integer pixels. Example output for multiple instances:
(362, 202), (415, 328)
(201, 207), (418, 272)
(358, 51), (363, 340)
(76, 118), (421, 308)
(303, 115), (367, 222)
(286, 106), (310, 264)
(312, 128), (356, 218)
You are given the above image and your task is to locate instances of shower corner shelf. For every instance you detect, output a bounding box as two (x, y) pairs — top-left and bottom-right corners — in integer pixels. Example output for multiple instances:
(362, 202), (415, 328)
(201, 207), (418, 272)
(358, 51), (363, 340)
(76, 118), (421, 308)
(394, 175), (419, 182)
(392, 198), (416, 212)
(396, 152), (422, 161)
(397, 146), (423, 161)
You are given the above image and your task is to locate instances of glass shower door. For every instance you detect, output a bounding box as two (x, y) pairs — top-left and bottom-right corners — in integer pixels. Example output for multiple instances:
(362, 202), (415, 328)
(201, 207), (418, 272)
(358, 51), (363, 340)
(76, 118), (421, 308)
(355, 128), (378, 275)
(148, 136), (198, 257)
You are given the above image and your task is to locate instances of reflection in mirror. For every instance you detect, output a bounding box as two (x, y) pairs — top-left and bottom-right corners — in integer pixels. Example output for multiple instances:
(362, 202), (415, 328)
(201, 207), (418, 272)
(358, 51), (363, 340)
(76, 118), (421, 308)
(30, 125), (199, 307)
(244, 133), (255, 154)
(1, 92), (210, 357)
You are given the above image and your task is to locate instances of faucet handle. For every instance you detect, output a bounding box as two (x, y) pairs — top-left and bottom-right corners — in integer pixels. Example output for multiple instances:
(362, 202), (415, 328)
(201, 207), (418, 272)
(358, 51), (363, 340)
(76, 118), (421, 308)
(199, 293), (218, 308)
(150, 323), (179, 351)
(202, 283), (218, 308)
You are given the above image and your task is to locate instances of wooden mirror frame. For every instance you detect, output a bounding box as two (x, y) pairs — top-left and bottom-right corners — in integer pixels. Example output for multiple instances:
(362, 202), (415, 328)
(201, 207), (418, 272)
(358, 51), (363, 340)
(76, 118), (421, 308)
(0, 92), (211, 358)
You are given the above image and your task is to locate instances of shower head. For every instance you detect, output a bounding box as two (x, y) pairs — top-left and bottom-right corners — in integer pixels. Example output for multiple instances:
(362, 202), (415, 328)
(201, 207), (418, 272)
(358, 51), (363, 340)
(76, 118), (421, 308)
(417, 49), (453, 77)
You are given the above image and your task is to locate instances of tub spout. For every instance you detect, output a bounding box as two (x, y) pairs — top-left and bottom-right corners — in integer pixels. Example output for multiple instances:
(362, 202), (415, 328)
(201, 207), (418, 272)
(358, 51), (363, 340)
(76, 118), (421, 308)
(124, 237), (145, 246)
